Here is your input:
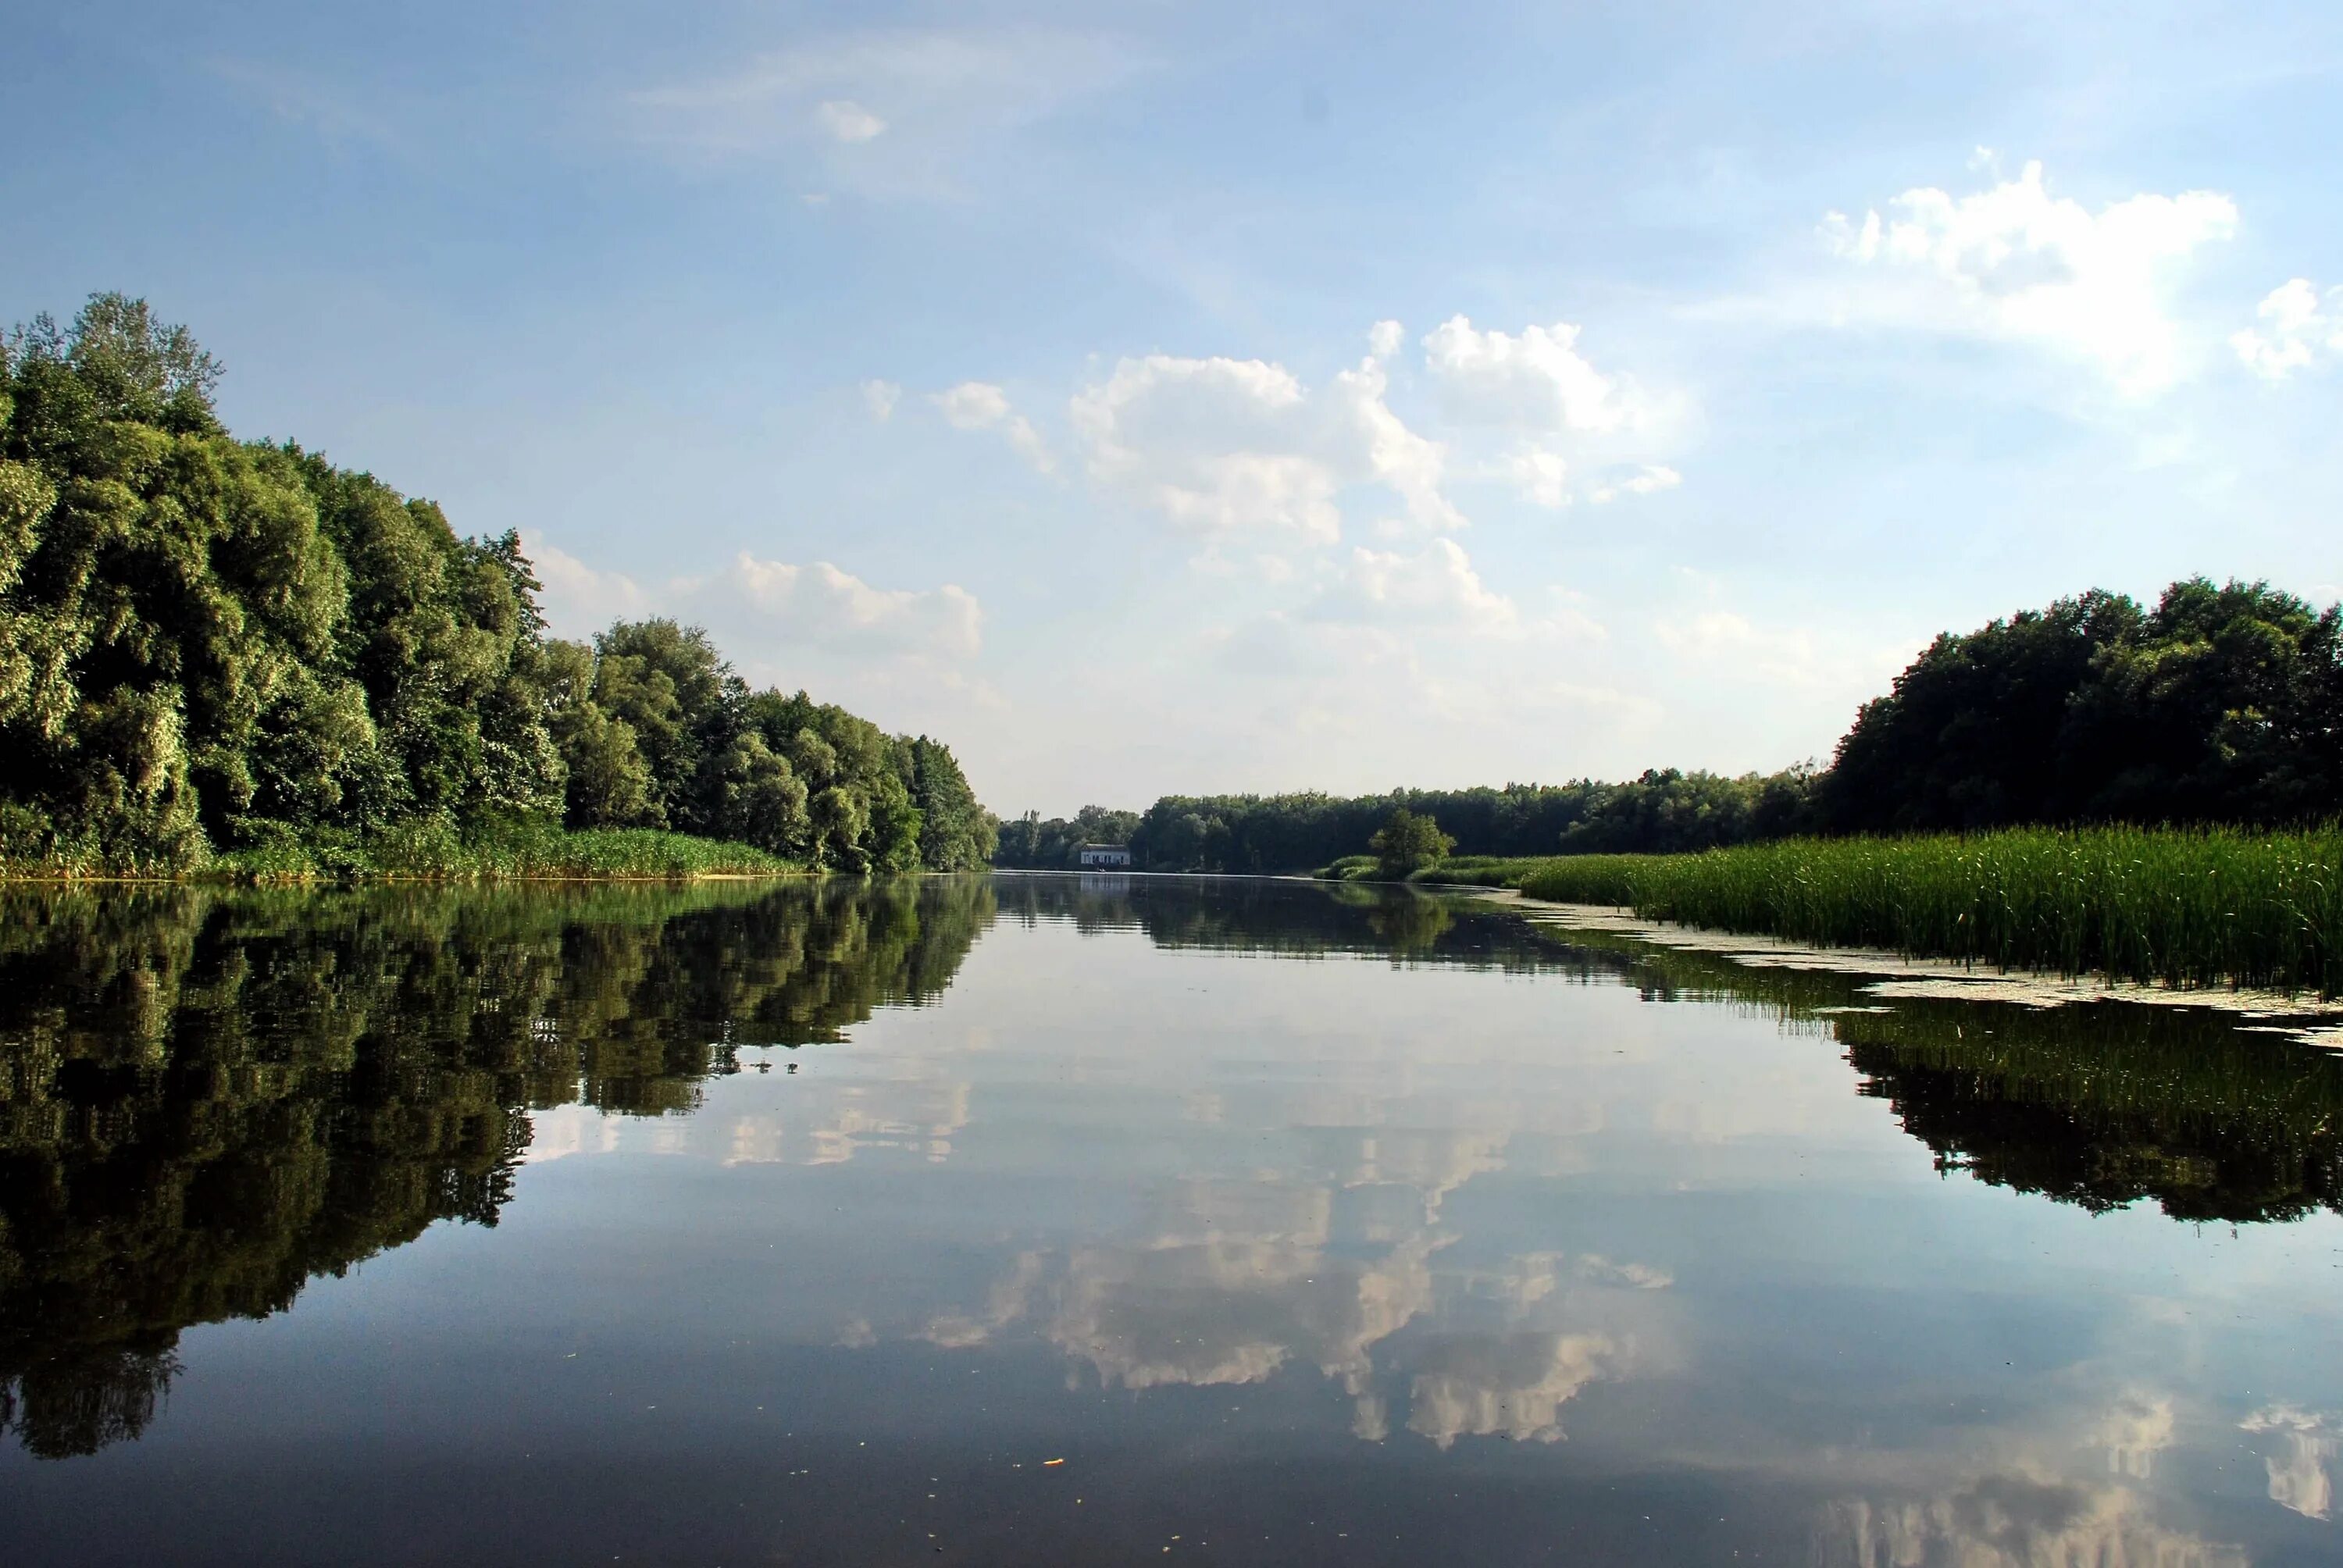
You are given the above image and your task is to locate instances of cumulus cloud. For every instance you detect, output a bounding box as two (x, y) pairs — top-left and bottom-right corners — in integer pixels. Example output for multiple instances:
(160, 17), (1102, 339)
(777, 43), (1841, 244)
(815, 98), (886, 141)
(1423, 315), (1634, 433)
(527, 534), (652, 625)
(1821, 159), (2238, 393)
(527, 536), (982, 661)
(1589, 465), (1680, 504)
(1505, 447), (1571, 508)
(1308, 538), (1517, 633)
(2232, 279), (2343, 380)
(1070, 348), (1458, 541)
(933, 380), (1054, 473)
(861, 378), (901, 420)
(709, 554), (984, 658)
(1418, 316), (1678, 506)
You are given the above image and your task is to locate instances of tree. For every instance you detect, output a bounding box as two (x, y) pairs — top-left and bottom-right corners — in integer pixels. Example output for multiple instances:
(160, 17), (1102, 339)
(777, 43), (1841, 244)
(1819, 579), (2343, 832)
(704, 730), (810, 853)
(1368, 809), (1454, 878)
(0, 294), (1000, 872)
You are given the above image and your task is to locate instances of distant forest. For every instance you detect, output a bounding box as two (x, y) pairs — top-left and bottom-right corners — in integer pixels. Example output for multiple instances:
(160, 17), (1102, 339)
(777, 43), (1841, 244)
(1004, 579), (2343, 873)
(0, 294), (994, 873)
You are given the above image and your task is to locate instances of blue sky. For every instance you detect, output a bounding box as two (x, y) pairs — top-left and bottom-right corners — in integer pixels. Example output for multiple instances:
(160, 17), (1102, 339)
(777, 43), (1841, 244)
(9, 1), (2341, 814)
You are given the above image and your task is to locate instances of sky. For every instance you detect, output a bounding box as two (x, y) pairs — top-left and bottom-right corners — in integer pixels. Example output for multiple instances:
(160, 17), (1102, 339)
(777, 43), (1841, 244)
(6, 0), (2342, 815)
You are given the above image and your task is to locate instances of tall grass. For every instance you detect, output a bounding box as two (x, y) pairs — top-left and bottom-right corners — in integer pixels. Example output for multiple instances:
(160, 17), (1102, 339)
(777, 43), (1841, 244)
(1432, 825), (2343, 996)
(3, 817), (802, 883)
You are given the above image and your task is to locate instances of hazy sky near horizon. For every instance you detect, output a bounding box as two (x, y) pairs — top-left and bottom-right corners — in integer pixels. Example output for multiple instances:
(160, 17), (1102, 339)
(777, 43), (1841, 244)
(8, 1), (2342, 814)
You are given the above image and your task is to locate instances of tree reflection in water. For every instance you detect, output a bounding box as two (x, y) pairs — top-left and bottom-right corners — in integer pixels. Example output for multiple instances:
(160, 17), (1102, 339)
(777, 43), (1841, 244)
(0, 878), (995, 1456)
(4, 874), (2340, 1462)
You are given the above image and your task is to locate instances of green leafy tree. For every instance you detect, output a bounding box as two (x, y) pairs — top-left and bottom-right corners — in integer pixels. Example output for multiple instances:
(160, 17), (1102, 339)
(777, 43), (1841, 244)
(1821, 579), (2343, 831)
(705, 729), (811, 853)
(1368, 808), (1455, 878)
(0, 294), (999, 873)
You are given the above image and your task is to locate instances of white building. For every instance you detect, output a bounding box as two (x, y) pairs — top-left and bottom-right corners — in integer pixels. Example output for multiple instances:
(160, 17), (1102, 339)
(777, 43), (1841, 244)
(1077, 843), (1132, 868)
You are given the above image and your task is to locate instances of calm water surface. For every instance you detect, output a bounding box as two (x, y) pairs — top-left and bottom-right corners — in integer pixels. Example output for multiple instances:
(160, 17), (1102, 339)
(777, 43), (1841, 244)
(2, 875), (2339, 1565)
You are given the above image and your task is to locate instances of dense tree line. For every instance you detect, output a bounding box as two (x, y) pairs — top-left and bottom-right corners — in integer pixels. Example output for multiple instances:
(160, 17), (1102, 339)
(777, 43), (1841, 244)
(0, 294), (995, 872)
(993, 804), (1143, 868)
(1013, 579), (2339, 872)
(1819, 579), (2343, 832)
(1083, 771), (1820, 873)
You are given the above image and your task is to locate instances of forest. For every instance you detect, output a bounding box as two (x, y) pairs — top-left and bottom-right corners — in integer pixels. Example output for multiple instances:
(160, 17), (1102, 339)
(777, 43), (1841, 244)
(0, 294), (995, 876)
(1010, 577), (2343, 873)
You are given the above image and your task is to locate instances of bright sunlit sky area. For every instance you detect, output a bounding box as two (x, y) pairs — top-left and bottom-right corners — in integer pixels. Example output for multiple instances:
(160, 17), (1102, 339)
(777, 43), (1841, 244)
(7, 1), (2341, 814)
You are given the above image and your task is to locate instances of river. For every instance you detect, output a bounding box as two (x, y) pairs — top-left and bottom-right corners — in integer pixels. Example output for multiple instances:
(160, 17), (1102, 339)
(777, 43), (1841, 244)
(2, 875), (2337, 1564)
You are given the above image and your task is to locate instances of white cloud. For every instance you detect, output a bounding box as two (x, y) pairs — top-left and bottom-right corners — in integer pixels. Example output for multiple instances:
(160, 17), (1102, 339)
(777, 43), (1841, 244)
(1368, 319), (1406, 359)
(933, 380), (1054, 473)
(710, 555), (984, 659)
(526, 534), (651, 625)
(1507, 447), (1571, 508)
(2232, 279), (2343, 380)
(1336, 354), (1461, 534)
(1310, 538), (1517, 633)
(527, 536), (982, 661)
(934, 380), (1015, 426)
(861, 379), (901, 420)
(1821, 159), (2238, 393)
(1070, 347), (1458, 542)
(815, 98), (886, 142)
(1423, 315), (1634, 434)
(1419, 316), (1678, 507)
(1590, 465), (1681, 504)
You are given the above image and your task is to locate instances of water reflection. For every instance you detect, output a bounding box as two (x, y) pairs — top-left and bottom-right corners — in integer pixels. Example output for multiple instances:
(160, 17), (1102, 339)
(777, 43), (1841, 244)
(1817, 1474), (2250, 1568)
(0, 878), (993, 1457)
(2241, 1406), (2339, 1521)
(1508, 924), (2343, 1224)
(1, 875), (2337, 1566)
(884, 1136), (1658, 1456)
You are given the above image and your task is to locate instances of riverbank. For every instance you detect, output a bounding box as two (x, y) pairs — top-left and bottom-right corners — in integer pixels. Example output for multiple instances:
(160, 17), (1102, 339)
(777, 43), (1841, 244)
(1390, 825), (2343, 999)
(1458, 887), (2343, 1043)
(0, 821), (806, 884)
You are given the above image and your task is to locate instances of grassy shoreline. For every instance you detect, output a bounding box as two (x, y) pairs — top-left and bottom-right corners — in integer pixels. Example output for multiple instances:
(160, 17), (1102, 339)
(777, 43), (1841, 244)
(0, 821), (810, 885)
(1377, 825), (2343, 998)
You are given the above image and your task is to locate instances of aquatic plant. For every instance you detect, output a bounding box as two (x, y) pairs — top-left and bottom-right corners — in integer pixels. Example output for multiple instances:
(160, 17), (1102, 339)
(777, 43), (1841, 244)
(1435, 825), (2343, 996)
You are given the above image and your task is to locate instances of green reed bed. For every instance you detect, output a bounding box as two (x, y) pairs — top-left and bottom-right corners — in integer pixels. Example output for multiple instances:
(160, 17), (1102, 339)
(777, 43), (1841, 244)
(1432, 826), (2343, 996)
(6, 819), (801, 882)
